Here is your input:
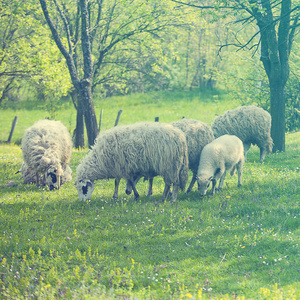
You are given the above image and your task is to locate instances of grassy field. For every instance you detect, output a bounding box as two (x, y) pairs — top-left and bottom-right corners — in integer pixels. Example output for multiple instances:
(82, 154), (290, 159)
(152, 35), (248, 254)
(0, 90), (299, 299)
(0, 89), (232, 145)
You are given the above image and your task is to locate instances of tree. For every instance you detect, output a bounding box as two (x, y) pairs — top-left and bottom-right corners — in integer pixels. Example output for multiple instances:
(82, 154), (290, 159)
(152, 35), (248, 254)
(172, 0), (300, 152)
(39, 0), (183, 148)
(245, 0), (299, 152)
(39, 0), (97, 148)
(0, 0), (70, 106)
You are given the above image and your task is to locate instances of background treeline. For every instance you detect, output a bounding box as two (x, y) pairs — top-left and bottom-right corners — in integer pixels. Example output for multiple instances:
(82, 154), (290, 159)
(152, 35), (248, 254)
(1, 0), (300, 133)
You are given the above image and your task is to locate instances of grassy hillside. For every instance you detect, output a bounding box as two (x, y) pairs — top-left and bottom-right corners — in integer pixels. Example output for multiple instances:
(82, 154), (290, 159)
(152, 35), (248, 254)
(0, 91), (299, 299)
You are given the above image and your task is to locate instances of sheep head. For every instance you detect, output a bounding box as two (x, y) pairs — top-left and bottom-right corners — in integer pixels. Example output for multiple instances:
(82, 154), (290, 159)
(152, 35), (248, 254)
(197, 175), (214, 196)
(125, 174), (143, 195)
(46, 165), (63, 190)
(76, 179), (94, 201)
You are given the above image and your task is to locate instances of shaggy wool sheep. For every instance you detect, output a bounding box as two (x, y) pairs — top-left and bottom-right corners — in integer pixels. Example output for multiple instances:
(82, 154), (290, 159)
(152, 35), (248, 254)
(21, 119), (72, 190)
(172, 119), (215, 192)
(211, 105), (273, 162)
(125, 119), (215, 195)
(197, 134), (244, 196)
(16, 162), (72, 186)
(75, 122), (189, 202)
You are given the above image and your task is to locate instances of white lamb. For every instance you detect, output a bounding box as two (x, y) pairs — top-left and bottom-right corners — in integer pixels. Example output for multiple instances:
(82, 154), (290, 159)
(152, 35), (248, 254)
(197, 135), (244, 196)
(211, 105), (273, 162)
(75, 122), (189, 202)
(21, 119), (73, 190)
(125, 118), (215, 195)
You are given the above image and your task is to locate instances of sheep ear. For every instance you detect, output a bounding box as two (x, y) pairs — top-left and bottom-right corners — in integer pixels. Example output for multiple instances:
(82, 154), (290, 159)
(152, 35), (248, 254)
(86, 181), (93, 187)
(214, 168), (221, 176)
(208, 176), (213, 181)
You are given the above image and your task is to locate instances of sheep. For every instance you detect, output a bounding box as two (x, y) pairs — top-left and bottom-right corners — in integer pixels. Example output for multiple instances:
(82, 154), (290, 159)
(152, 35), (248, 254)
(125, 119), (215, 195)
(75, 121), (189, 202)
(197, 134), (244, 196)
(211, 105), (273, 162)
(16, 162), (72, 186)
(21, 119), (73, 190)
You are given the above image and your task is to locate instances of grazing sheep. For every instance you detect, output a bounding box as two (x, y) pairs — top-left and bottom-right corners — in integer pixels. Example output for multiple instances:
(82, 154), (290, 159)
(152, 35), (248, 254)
(172, 119), (215, 193)
(75, 122), (189, 202)
(211, 105), (273, 162)
(16, 162), (72, 186)
(21, 119), (72, 190)
(125, 119), (215, 195)
(197, 135), (244, 196)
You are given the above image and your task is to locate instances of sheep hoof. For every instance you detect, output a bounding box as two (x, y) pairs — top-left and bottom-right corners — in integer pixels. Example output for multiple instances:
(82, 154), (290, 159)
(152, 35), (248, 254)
(237, 183), (242, 187)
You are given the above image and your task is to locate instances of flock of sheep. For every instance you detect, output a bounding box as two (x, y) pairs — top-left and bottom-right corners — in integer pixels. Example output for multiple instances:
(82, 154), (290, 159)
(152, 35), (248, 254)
(18, 105), (273, 201)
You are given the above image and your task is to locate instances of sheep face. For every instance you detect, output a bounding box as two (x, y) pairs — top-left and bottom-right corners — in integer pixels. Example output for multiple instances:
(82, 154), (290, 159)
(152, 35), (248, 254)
(46, 167), (61, 190)
(76, 179), (94, 201)
(125, 174), (143, 195)
(197, 176), (213, 196)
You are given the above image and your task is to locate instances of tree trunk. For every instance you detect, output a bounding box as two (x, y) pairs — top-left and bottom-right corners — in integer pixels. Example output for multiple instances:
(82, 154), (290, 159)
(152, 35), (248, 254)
(78, 80), (98, 147)
(70, 89), (85, 148)
(75, 99), (85, 148)
(270, 80), (286, 152)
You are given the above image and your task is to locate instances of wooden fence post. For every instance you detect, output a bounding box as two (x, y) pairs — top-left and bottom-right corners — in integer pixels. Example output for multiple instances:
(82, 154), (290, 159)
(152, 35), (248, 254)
(98, 108), (103, 133)
(7, 116), (18, 143)
(114, 110), (123, 126)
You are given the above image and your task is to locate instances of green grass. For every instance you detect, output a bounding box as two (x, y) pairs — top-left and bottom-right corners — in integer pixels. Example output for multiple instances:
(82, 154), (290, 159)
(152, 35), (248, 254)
(0, 89), (233, 145)
(0, 91), (300, 299)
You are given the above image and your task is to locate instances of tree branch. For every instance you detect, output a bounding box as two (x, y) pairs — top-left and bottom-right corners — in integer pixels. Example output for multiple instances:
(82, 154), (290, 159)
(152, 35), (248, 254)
(169, 0), (240, 10)
(39, 0), (79, 84)
(53, 0), (73, 54)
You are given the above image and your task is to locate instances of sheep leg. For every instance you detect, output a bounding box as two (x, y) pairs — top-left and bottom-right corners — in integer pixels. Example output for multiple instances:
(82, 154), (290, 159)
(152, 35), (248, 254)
(131, 182), (140, 201)
(211, 179), (217, 195)
(170, 184), (179, 203)
(186, 173), (197, 193)
(218, 171), (227, 190)
(126, 179), (140, 200)
(36, 173), (40, 188)
(243, 143), (251, 162)
(230, 165), (236, 176)
(42, 174), (47, 187)
(236, 161), (243, 187)
(260, 147), (266, 163)
(147, 177), (153, 197)
(161, 184), (171, 202)
(112, 179), (120, 200)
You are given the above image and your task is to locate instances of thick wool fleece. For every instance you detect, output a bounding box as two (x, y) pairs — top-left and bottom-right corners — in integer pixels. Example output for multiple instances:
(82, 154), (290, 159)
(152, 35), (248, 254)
(75, 121), (189, 192)
(21, 119), (72, 177)
(17, 162), (72, 185)
(171, 118), (214, 174)
(211, 105), (273, 155)
(197, 134), (244, 195)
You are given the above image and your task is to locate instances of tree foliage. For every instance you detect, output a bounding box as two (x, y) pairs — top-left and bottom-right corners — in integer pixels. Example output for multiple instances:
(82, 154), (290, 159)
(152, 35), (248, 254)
(0, 0), (71, 105)
(175, 0), (300, 152)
